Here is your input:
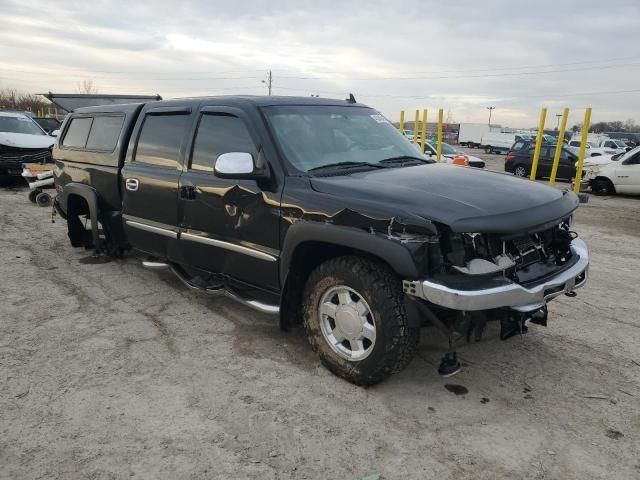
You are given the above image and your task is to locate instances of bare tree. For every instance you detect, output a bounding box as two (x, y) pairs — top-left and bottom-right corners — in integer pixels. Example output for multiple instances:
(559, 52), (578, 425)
(76, 80), (99, 94)
(571, 119), (639, 134)
(0, 88), (50, 113)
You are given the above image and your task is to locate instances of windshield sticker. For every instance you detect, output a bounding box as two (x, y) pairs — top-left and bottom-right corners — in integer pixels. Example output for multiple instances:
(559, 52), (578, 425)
(370, 114), (390, 124)
(17, 117), (32, 121)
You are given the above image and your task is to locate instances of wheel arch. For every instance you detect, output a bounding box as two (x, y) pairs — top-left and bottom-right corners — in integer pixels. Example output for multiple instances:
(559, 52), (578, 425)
(590, 175), (616, 194)
(278, 221), (420, 330)
(58, 183), (102, 250)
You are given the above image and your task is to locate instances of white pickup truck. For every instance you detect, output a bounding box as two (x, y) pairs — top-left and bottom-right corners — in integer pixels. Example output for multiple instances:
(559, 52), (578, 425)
(582, 145), (640, 195)
(567, 136), (628, 157)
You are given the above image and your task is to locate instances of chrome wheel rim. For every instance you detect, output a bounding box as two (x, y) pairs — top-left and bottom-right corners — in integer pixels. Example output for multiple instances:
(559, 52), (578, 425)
(318, 285), (376, 361)
(515, 166), (526, 177)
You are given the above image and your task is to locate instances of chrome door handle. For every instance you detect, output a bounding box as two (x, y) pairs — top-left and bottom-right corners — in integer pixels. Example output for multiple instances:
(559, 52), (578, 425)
(125, 178), (139, 191)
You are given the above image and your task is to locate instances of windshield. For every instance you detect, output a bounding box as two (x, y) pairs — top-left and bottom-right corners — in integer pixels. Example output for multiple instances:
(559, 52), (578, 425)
(612, 140), (626, 148)
(0, 115), (46, 135)
(263, 105), (421, 172)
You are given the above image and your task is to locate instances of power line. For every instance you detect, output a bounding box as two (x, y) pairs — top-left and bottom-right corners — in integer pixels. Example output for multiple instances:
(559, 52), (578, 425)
(274, 61), (640, 81)
(2, 55), (640, 81)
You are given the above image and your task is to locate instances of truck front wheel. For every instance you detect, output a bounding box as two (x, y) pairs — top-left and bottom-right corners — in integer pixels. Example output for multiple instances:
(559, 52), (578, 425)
(302, 256), (419, 386)
(591, 177), (615, 196)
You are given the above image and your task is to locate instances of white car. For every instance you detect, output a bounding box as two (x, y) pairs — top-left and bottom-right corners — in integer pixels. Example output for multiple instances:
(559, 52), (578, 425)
(402, 129), (415, 142)
(582, 146), (640, 195)
(0, 111), (55, 177)
(422, 141), (485, 168)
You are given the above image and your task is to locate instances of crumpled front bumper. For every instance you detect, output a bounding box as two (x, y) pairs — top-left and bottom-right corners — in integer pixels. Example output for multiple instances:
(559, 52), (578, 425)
(403, 238), (589, 312)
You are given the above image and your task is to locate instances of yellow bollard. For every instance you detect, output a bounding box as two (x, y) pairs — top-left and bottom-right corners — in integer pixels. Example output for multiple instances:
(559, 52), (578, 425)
(436, 109), (443, 161)
(529, 107), (547, 180)
(420, 109), (428, 153)
(399, 110), (405, 134)
(573, 108), (592, 193)
(413, 109), (419, 144)
(549, 108), (569, 186)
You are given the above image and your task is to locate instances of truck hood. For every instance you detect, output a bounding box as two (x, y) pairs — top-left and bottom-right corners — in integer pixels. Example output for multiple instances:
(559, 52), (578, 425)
(309, 164), (579, 234)
(581, 155), (616, 167)
(0, 132), (55, 149)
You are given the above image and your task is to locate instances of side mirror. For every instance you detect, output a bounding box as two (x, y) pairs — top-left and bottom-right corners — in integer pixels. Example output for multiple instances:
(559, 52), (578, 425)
(214, 152), (269, 180)
(50, 129), (60, 137)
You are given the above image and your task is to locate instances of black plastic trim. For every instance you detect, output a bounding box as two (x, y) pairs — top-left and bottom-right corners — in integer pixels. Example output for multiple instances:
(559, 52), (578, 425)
(279, 221), (419, 285)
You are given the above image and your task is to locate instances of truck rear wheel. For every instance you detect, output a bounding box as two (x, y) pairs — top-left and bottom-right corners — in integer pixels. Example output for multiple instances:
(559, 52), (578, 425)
(302, 256), (419, 386)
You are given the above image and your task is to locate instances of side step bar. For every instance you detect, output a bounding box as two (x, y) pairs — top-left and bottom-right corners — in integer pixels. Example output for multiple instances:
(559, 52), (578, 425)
(142, 260), (279, 315)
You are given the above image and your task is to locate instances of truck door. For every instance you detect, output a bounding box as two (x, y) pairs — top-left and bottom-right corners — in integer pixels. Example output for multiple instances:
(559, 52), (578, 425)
(121, 107), (192, 258)
(177, 108), (281, 291)
(614, 150), (640, 194)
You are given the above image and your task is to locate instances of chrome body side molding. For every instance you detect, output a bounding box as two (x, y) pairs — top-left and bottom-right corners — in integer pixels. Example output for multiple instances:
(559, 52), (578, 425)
(125, 220), (178, 239)
(181, 232), (277, 263)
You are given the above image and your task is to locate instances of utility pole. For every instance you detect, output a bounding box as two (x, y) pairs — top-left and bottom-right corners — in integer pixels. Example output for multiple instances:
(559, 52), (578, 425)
(262, 70), (272, 96)
(486, 106), (495, 126)
(555, 114), (563, 130)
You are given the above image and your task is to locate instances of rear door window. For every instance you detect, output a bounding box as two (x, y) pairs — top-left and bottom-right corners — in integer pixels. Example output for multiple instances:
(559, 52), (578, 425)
(134, 114), (190, 168)
(62, 117), (93, 148)
(86, 115), (125, 151)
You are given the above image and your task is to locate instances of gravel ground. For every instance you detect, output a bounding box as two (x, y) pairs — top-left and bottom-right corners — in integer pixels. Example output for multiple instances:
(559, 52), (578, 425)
(1, 172), (639, 479)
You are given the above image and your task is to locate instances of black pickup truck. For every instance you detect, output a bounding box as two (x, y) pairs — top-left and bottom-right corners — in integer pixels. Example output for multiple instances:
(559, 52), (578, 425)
(53, 96), (589, 385)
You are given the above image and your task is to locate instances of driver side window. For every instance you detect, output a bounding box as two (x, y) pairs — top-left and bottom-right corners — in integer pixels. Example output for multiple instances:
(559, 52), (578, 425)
(190, 113), (257, 172)
(626, 152), (640, 165)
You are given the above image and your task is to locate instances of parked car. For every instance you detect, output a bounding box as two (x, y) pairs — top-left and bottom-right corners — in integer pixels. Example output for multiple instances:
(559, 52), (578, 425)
(402, 129), (415, 142)
(582, 145), (640, 195)
(33, 117), (62, 135)
(0, 111), (55, 178)
(422, 140), (485, 168)
(504, 143), (577, 180)
(53, 96), (589, 385)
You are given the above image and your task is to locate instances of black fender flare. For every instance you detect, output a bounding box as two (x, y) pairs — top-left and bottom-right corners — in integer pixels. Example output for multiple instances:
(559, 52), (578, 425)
(58, 183), (102, 250)
(279, 221), (420, 286)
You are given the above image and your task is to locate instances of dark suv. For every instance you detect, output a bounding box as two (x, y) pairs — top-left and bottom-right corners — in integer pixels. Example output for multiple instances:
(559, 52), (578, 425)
(53, 96), (589, 385)
(505, 143), (577, 180)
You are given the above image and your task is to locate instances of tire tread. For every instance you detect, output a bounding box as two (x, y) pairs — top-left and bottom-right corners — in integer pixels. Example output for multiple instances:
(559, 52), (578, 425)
(302, 256), (419, 386)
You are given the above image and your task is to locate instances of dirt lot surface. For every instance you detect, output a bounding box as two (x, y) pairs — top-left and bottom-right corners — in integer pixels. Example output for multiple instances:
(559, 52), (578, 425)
(1, 173), (639, 479)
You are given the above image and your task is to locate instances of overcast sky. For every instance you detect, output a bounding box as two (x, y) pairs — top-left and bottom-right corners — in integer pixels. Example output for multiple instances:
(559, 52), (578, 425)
(2, 0), (639, 127)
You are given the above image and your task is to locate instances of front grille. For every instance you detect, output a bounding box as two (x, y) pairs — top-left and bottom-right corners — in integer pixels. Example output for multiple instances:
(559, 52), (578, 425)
(0, 147), (52, 165)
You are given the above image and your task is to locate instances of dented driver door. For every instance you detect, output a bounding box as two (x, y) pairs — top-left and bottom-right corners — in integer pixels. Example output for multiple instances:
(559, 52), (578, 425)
(177, 107), (281, 291)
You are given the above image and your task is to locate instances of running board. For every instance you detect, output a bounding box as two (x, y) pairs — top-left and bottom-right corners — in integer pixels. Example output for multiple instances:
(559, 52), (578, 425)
(141, 259), (279, 315)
